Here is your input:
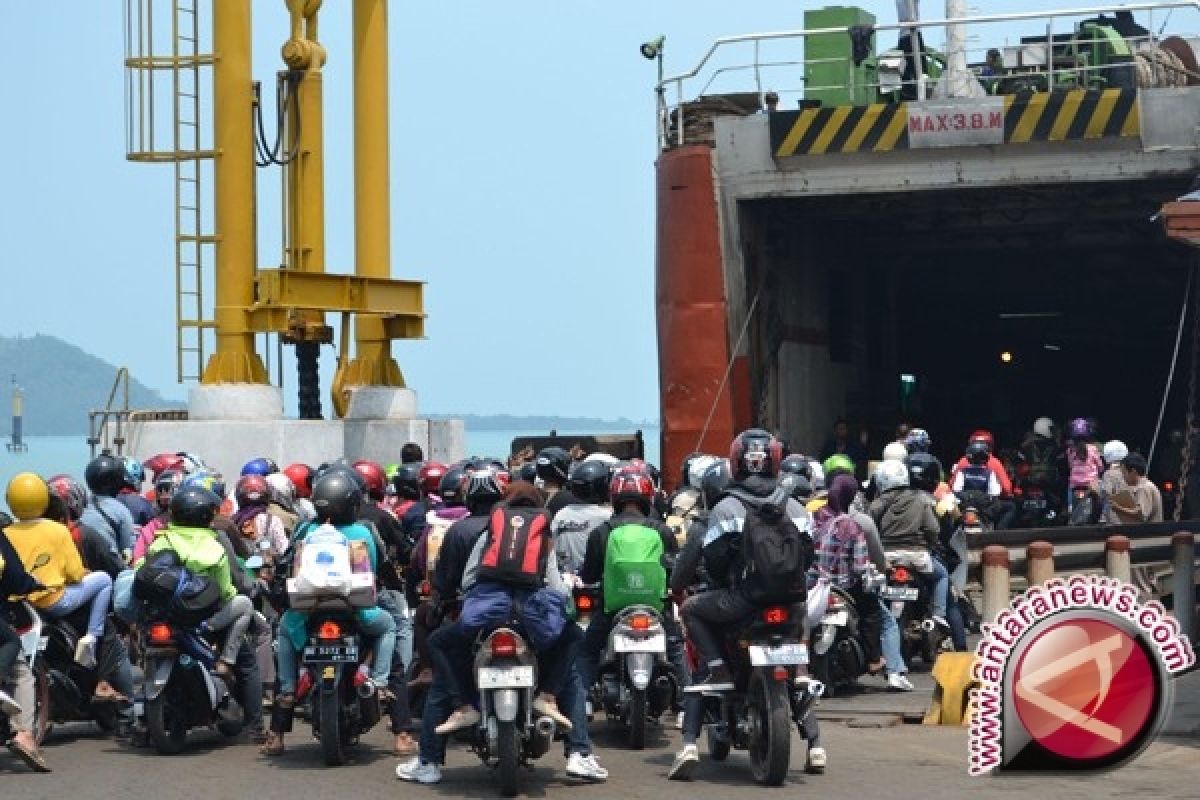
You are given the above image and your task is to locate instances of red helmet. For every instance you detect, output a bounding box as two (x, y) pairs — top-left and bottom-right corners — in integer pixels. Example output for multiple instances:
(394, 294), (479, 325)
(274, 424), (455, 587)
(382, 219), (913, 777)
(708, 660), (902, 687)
(729, 429), (784, 479)
(235, 474), (270, 507)
(418, 461), (448, 496)
(353, 460), (387, 501)
(143, 452), (185, 481)
(969, 429), (995, 450)
(283, 463), (313, 499)
(609, 467), (655, 513)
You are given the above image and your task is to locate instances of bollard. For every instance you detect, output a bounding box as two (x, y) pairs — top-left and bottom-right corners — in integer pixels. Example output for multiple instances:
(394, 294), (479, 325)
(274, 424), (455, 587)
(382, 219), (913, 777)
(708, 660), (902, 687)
(982, 545), (1011, 624)
(1027, 540), (1055, 588)
(1104, 535), (1132, 584)
(1171, 532), (1195, 643)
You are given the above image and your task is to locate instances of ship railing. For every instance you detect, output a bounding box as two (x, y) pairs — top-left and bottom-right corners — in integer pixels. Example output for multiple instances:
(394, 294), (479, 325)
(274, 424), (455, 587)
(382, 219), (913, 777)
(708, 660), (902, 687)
(656, 1), (1200, 150)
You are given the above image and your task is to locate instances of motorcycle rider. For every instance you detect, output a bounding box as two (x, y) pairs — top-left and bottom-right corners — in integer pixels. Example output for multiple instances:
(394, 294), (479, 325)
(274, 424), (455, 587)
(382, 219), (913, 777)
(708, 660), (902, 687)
(1100, 440), (1130, 525)
(948, 430), (1012, 498)
(1021, 416), (1064, 504)
(231, 475), (288, 558)
(81, 455), (138, 564)
(951, 441), (1013, 529)
(552, 459), (614, 576)
(282, 463), (317, 522)
(117, 458), (157, 527)
(537, 447), (578, 515)
(418, 462), (448, 509)
(391, 463), (428, 546)
(1066, 417), (1105, 511)
(0, 525), (50, 772)
(904, 428), (932, 455)
(46, 474), (123, 579)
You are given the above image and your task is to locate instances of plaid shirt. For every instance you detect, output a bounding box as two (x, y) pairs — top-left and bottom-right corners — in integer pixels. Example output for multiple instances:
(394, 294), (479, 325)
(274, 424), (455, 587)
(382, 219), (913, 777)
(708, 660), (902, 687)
(808, 513), (869, 590)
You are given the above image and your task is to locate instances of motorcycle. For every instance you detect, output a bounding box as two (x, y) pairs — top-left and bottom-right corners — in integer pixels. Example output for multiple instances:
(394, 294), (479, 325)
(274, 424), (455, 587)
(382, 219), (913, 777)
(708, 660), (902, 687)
(470, 625), (556, 797)
(882, 563), (945, 668)
(573, 587), (675, 749)
(1068, 487), (1103, 526)
(698, 603), (822, 786)
(809, 587), (873, 697)
(1011, 484), (1062, 528)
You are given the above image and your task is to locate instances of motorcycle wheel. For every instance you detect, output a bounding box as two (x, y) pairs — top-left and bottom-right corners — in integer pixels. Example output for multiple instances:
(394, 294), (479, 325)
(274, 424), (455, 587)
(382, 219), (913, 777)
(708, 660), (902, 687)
(319, 687), (347, 766)
(706, 724), (731, 761)
(809, 655), (835, 698)
(145, 694), (187, 755)
(628, 688), (647, 750)
(31, 662), (51, 746)
(496, 718), (521, 798)
(748, 673), (791, 786)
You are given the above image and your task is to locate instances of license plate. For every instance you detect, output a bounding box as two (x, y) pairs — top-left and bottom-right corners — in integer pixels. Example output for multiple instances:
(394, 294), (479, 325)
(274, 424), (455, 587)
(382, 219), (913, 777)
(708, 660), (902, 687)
(821, 611), (848, 626)
(613, 633), (666, 653)
(303, 644), (359, 663)
(749, 643), (808, 667)
(880, 586), (919, 602)
(478, 665), (535, 689)
(1023, 499), (1045, 510)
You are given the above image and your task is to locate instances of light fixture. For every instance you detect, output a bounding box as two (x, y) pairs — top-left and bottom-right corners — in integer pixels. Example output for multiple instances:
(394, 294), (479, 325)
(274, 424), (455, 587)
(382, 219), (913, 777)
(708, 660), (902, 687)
(640, 35), (665, 60)
(1000, 351), (1014, 363)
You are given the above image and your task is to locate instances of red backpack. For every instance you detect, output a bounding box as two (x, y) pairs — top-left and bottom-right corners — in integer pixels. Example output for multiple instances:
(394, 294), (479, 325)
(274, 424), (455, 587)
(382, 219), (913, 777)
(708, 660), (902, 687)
(478, 506), (551, 588)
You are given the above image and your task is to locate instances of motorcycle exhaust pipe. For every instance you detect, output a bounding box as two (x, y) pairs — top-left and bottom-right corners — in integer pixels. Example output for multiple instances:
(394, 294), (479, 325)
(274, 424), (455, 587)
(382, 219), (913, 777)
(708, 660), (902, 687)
(534, 715), (558, 738)
(920, 619), (936, 633)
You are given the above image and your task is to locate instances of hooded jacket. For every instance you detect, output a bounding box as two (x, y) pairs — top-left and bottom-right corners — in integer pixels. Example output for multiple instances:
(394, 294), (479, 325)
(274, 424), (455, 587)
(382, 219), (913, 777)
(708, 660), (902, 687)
(869, 488), (939, 551)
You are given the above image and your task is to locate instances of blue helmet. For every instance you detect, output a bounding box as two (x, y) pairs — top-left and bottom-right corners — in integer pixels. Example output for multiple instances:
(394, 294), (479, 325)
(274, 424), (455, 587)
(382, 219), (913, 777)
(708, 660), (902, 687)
(123, 457), (145, 490)
(904, 428), (932, 454)
(240, 457), (278, 477)
(184, 469), (228, 500)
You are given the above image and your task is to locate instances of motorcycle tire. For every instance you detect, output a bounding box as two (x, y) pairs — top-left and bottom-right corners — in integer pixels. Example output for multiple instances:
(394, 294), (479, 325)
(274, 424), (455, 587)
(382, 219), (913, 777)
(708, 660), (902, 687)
(628, 688), (647, 750)
(145, 694), (187, 755)
(808, 655), (835, 698)
(319, 687), (347, 766)
(706, 723), (731, 761)
(496, 718), (521, 797)
(748, 673), (791, 786)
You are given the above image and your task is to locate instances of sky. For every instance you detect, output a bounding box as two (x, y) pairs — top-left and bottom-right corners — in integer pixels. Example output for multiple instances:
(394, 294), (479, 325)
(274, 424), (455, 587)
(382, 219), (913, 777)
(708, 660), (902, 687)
(0, 1), (1118, 420)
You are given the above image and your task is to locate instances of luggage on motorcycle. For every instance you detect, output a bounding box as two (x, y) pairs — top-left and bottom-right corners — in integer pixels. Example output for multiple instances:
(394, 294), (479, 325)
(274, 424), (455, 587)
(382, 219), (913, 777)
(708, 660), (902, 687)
(287, 523), (376, 610)
(424, 510), (454, 581)
(602, 523), (666, 614)
(133, 549), (222, 626)
(477, 507), (551, 588)
(733, 488), (813, 605)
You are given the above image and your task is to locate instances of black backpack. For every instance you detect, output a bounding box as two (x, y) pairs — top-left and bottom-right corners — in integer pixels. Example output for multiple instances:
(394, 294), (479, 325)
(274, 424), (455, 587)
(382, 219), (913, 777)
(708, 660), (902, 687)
(133, 549), (223, 627)
(477, 506), (551, 588)
(732, 488), (813, 605)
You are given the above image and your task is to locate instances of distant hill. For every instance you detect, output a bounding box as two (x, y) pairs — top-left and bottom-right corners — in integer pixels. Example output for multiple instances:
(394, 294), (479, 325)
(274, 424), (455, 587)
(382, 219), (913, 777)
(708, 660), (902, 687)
(0, 334), (179, 435)
(430, 413), (655, 432)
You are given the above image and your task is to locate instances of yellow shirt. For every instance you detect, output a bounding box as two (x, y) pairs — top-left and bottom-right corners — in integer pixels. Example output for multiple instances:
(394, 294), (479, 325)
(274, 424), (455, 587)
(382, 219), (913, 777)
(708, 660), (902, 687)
(4, 518), (86, 608)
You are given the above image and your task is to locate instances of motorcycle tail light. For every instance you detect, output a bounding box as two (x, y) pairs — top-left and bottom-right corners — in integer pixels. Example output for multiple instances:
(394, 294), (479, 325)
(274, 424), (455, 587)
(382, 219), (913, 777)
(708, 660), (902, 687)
(576, 593), (594, 612)
(892, 566), (910, 583)
(1164, 481), (1175, 492)
(147, 622), (174, 645)
(762, 606), (789, 624)
(773, 666), (790, 681)
(491, 630), (518, 658)
(629, 613), (651, 631)
(317, 620), (342, 641)
(964, 511), (979, 525)
(418, 580), (431, 596)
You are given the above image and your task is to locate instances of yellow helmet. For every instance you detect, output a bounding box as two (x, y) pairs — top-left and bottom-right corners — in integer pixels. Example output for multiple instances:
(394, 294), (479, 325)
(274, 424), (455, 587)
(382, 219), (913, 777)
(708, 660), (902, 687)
(6, 472), (49, 520)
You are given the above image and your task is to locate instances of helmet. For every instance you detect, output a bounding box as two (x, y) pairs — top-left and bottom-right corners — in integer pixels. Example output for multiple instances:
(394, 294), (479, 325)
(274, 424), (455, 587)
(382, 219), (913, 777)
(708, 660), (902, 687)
(969, 429), (995, 450)
(143, 452), (184, 480)
(906, 453), (943, 492)
(392, 463), (422, 500)
(1033, 417), (1056, 439)
(686, 455), (722, 490)
(235, 474), (270, 508)
(609, 467), (655, 513)
(6, 473), (49, 521)
(1068, 417), (1092, 440)
(418, 462), (448, 496)
(123, 457), (145, 490)
(822, 454), (855, 479)
(780, 454), (813, 481)
(808, 459), (826, 491)
(85, 455), (126, 496)
(516, 462), (538, 483)
(882, 442), (908, 463)
(874, 460), (910, 493)
(782, 474), (813, 503)
(311, 471), (364, 525)
(568, 459), (611, 504)
(154, 468), (186, 509)
(535, 447), (571, 485)
(463, 465), (511, 510)
(265, 472), (296, 508)
(46, 474), (88, 520)
(700, 460), (733, 509)
(384, 463), (401, 481)
(169, 485), (220, 528)
(174, 452), (208, 475)
(241, 457), (278, 477)
(184, 469), (227, 500)
(283, 463), (314, 499)
(729, 428), (784, 479)
(680, 453), (707, 488)
(438, 465), (468, 506)
(965, 441), (990, 466)
(904, 428), (932, 454)
(352, 460), (388, 501)
(1103, 440), (1129, 465)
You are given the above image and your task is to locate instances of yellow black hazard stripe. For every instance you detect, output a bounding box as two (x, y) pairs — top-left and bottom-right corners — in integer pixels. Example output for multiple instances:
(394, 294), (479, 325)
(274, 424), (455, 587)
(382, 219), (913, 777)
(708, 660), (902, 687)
(769, 89), (1140, 157)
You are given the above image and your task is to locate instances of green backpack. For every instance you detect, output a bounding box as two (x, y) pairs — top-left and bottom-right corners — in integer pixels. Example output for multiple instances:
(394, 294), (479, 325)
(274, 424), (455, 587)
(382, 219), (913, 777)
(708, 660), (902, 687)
(603, 524), (666, 614)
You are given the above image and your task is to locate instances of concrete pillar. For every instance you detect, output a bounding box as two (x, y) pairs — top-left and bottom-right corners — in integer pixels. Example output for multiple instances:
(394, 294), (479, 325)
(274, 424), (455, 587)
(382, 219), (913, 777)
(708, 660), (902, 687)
(1027, 540), (1055, 587)
(1172, 532), (1195, 642)
(1105, 535), (1132, 583)
(982, 545), (1010, 624)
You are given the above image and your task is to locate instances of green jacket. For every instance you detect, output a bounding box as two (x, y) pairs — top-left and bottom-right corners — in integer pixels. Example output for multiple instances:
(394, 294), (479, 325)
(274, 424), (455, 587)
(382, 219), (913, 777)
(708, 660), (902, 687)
(141, 524), (236, 602)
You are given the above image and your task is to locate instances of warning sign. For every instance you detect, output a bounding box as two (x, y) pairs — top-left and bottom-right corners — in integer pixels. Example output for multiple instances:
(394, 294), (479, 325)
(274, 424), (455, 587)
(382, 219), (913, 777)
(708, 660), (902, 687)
(906, 97), (1005, 148)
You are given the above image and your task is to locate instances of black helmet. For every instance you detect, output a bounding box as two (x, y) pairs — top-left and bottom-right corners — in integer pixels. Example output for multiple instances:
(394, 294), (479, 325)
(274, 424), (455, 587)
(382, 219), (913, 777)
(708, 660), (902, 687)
(392, 463), (422, 500)
(463, 466), (510, 512)
(311, 471), (363, 525)
(568, 460), (611, 504)
(729, 429), (783, 480)
(965, 441), (990, 466)
(780, 454), (813, 481)
(679, 452), (707, 488)
(169, 485), (221, 528)
(438, 465), (467, 507)
(535, 447), (571, 485)
(906, 452), (944, 492)
(700, 460), (733, 509)
(84, 454), (126, 496)
(516, 462), (538, 483)
(782, 474), (813, 503)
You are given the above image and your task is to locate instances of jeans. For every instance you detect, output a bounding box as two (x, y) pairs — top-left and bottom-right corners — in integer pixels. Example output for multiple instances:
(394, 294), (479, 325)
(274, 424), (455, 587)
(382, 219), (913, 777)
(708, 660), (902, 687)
(235, 637), (263, 732)
(877, 597), (907, 675)
(113, 569), (137, 624)
(560, 663), (592, 757)
(417, 672), (454, 765)
(946, 590), (968, 651)
(46, 572), (112, 639)
(206, 595), (255, 665)
(577, 613), (612, 694)
(680, 589), (757, 668)
(276, 610), (396, 694)
(378, 589), (414, 733)
(929, 558), (949, 620)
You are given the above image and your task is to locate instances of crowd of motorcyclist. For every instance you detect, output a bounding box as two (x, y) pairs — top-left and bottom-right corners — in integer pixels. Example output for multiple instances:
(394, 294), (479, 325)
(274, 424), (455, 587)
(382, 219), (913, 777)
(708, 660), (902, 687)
(0, 415), (1159, 782)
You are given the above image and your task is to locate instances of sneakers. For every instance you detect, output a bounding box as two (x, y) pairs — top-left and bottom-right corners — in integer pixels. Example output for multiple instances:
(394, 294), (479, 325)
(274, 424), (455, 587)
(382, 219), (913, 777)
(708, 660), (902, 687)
(395, 758), (443, 784)
(886, 672), (914, 692)
(668, 743), (699, 780)
(434, 706), (481, 735)
(683, 663), (734, 694)
(0, 689), (22, 717)
(805, 746), (827, 774)
(931, 615), (950, 632)
(75, 633), (98, 669)
(565, 752), (608, 782)
(533, 694), (573, 732)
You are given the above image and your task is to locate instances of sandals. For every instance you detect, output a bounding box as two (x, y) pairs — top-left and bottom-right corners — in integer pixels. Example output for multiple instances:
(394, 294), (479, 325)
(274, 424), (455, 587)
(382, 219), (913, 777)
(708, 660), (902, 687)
(91, 682), (129, 705)
(259, 732), (285, 756)
(7, 735), (51, 773)
(393, 732), (418, 757)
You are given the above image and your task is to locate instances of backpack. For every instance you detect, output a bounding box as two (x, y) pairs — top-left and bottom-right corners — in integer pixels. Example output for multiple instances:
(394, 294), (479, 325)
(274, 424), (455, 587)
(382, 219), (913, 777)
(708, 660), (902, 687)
(477, 506), (551, 588)
(734, 489), (813, 605)
(424, 510), (455, 582)
(133, 549), (223, 627)
(602, 523), (666, 614)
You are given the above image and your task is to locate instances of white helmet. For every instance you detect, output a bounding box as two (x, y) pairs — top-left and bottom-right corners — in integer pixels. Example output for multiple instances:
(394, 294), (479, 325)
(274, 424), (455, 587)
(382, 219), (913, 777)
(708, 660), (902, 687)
(1033, 417), (1055, 438)
(882, 442), (908, 463)
(808, 459), (826, 491)
(265, 472), (296, 509)
(875, 460), (910, 493)
(1103, 439), (1129, 465)
(686, 455), (721, 490)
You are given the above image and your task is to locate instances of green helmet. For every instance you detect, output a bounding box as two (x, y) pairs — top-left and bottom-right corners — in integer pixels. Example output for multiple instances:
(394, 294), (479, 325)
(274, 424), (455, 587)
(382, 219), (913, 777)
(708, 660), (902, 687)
(822, 454), (855, 477)
(384, 463), (401, 481)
